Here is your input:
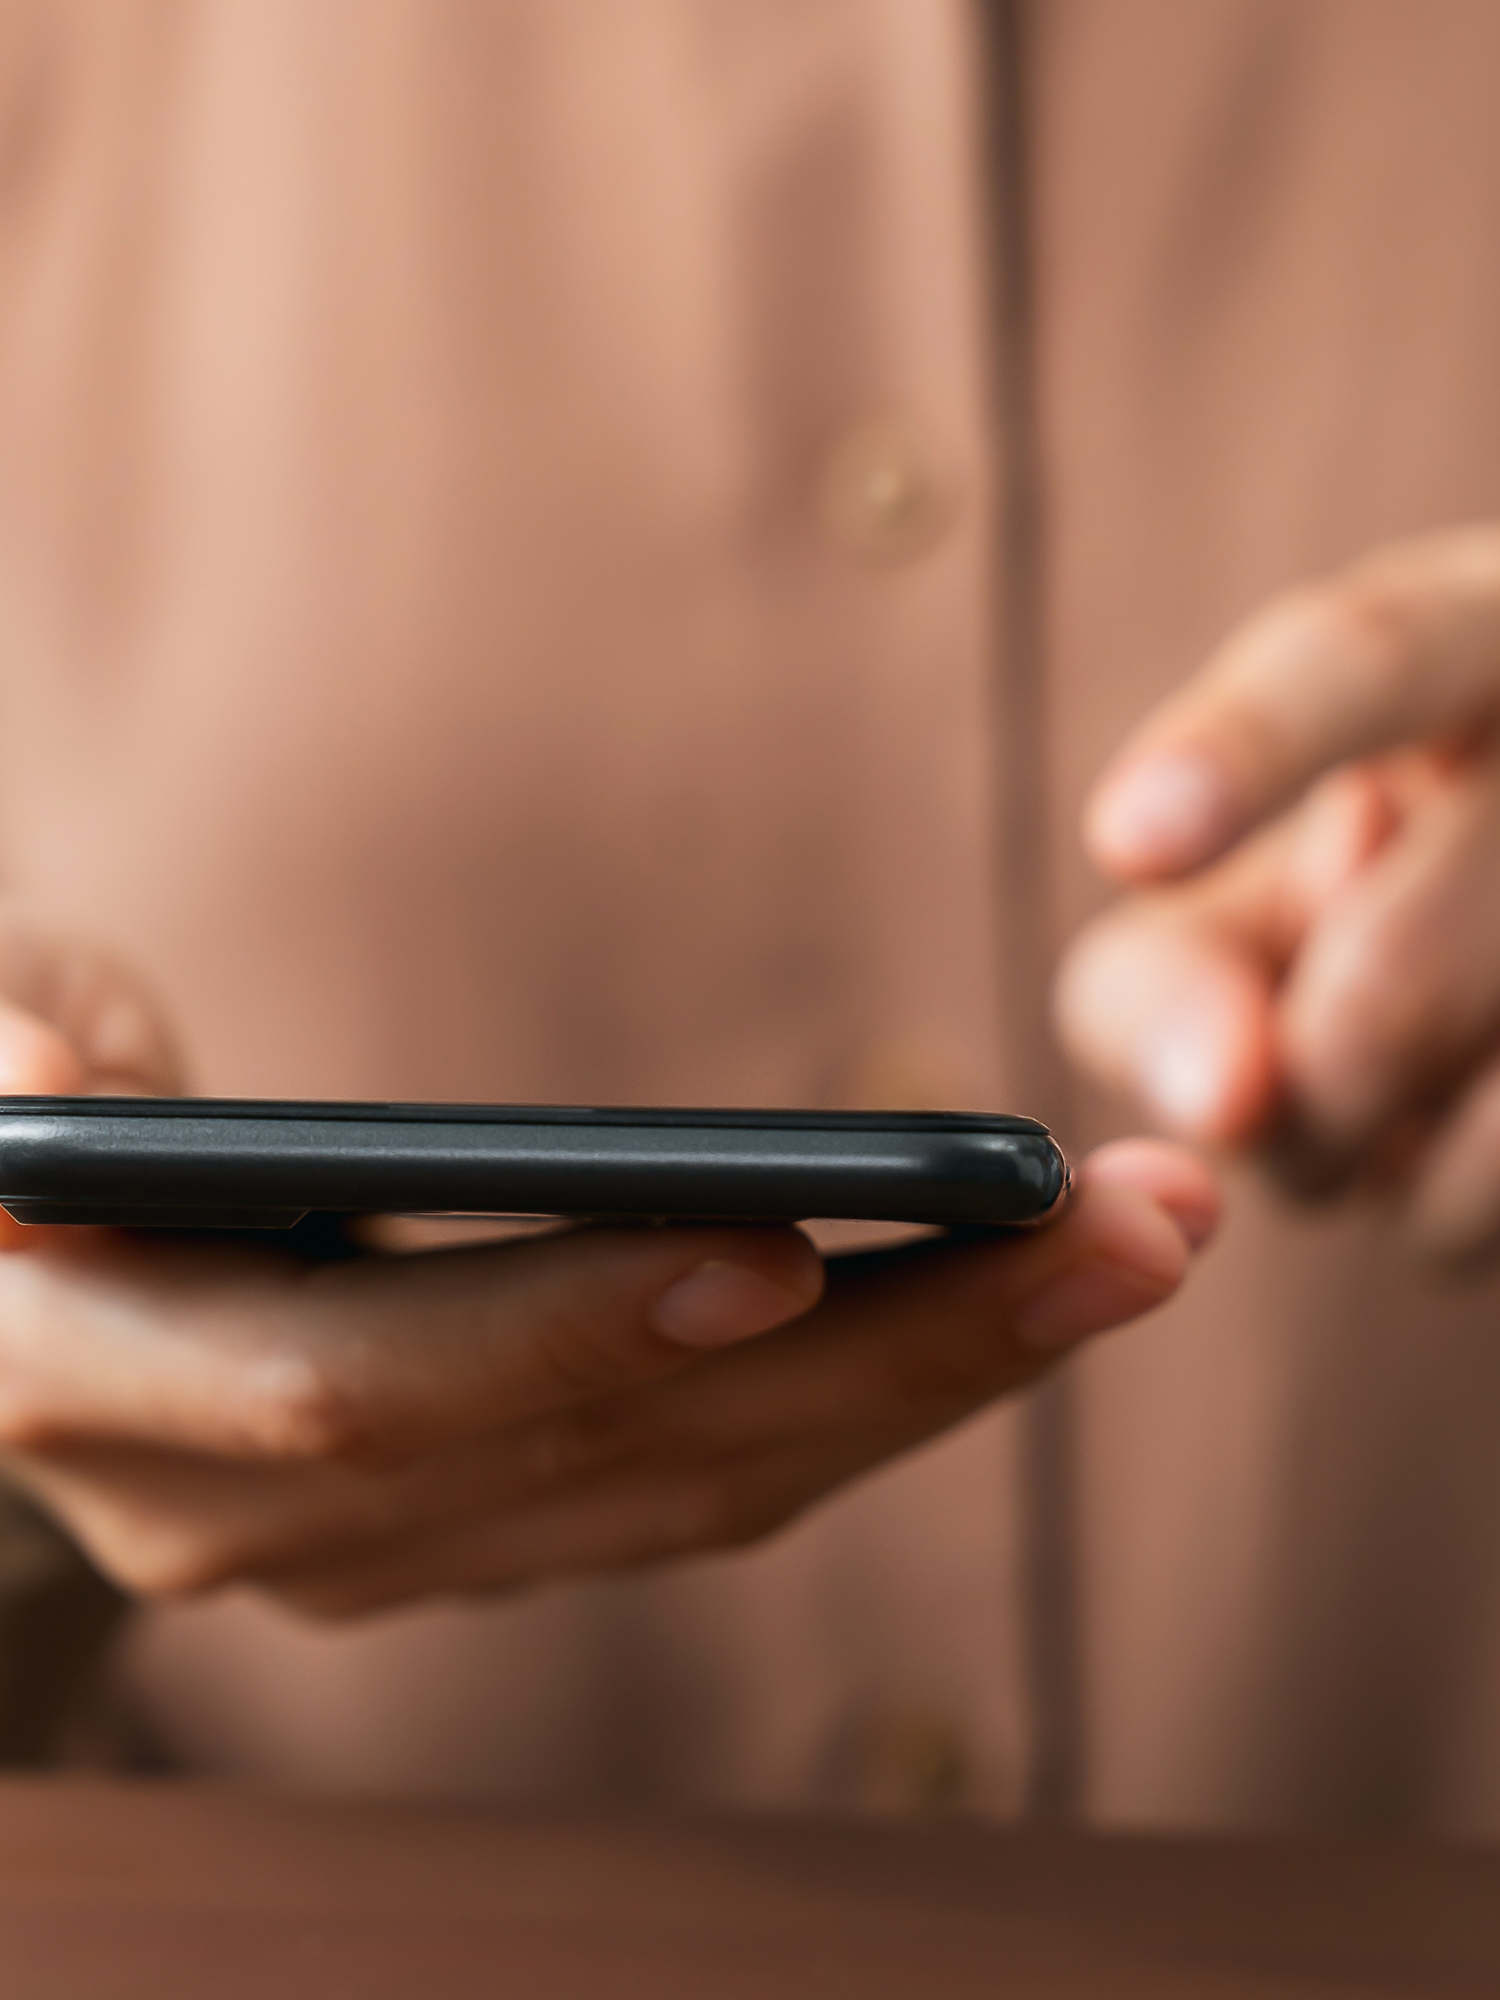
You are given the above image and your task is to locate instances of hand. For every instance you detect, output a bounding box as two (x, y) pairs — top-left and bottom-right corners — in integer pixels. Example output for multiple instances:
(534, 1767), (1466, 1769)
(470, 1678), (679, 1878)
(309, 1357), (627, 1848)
(1057, 525), (1500, 1263)
(0, 912), (1218, 1617)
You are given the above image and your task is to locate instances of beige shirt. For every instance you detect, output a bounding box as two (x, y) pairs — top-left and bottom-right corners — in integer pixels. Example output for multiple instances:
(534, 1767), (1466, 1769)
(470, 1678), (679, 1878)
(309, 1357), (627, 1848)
(3, 0), (1499, 1830)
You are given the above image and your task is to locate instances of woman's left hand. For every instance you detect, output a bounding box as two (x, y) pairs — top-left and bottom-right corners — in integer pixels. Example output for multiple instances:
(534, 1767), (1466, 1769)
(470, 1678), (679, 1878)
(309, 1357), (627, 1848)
(1058, 524), (1500, 1265)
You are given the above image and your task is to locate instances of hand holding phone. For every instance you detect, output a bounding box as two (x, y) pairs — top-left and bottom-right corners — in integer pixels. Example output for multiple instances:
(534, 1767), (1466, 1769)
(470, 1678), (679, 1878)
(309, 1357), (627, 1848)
(0, 908), (1218, 1614)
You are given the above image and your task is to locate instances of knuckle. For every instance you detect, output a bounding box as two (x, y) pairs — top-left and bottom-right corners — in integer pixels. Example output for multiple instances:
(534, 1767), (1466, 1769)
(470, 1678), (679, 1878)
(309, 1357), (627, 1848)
(0, 1382), (68, 1453)
(1315, 575), (1428, 707)
(235, 1350), (373, 1463)
(98, 1528), (242, 1600)
(533, 1314), (622, 1401)
(1303, 920), (1432, 1069)
(529, 1293), (664, 1403)
(96, 1510), (341, 1601)
(1287, 923), (1452, 1131)
(522, 1416), (593, 1491)
(529, 1401), (636, 1488)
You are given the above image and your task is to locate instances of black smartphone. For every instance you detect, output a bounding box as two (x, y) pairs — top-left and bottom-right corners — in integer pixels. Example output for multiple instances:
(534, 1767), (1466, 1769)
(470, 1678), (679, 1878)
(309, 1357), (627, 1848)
(0, 1098), (1068, 1233)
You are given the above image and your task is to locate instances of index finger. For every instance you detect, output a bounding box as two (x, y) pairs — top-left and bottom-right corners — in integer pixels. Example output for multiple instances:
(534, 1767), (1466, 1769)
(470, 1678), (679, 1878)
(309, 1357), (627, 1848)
(0, 1221), (824, 1464)
(1086, 526), (1500, 881)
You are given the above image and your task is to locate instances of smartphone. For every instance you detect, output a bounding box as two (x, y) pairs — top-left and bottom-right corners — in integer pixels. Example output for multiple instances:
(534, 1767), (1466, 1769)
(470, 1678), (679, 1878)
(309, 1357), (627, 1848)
(0, 1097), (1068, 1232)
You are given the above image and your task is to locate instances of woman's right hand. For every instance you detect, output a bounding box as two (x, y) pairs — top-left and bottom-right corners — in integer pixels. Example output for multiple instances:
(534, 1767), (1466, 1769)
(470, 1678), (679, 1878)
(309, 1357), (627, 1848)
(0, 910), (1219, 1618)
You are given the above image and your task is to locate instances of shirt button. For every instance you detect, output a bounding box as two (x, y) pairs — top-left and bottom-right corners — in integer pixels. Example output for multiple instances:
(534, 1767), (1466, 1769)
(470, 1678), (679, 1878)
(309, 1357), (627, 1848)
(850, 1709), (971, 1812)
(819, 416), (953, 566)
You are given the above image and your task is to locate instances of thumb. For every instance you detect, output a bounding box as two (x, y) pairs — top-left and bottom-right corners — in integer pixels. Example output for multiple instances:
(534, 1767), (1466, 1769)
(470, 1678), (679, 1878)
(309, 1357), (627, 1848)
(0, 909), (183, 1099)
(0, 1004), (87, 1097)
(0, 911), (184, 1250)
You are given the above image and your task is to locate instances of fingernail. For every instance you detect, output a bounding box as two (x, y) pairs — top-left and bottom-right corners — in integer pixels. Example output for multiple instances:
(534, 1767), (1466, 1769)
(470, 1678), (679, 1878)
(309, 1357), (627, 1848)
(1091, 751), (1231, 872)
(1138, 1010), (1229, 1134)
(1013, 1258), (1169, 1351)
(650, 1261), (812, 1348)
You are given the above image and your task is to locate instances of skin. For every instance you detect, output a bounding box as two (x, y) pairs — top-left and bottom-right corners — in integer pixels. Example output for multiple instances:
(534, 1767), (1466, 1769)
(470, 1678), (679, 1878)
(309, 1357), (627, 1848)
(1058, 523), (1500, 1266)
(0, 907), (1217, 1618)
